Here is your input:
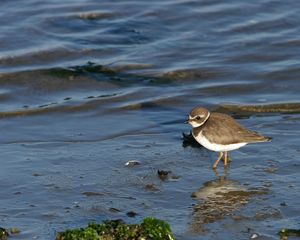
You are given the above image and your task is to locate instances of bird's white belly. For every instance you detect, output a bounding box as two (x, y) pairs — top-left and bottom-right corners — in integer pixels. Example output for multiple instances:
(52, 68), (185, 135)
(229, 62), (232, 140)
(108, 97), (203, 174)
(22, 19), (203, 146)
(193, 131), (247, 152)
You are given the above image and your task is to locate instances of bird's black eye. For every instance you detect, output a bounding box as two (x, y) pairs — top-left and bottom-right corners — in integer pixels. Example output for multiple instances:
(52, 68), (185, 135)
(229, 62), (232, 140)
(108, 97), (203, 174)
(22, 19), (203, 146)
(196, 116), (201, 120)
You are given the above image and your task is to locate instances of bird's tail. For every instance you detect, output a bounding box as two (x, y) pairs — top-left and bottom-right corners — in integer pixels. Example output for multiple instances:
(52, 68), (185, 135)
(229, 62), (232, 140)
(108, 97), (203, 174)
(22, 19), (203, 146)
(255, 136), (272, 142)
(264, 136), (272, 142)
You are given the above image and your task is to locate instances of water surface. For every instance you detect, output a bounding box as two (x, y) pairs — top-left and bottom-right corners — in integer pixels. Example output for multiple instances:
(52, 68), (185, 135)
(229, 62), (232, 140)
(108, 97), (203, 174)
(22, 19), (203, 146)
(0, 0), (299, 239)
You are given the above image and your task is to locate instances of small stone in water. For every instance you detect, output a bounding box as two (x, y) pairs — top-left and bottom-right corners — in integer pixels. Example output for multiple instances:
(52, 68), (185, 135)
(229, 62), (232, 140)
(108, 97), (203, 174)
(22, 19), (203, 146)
(125, 160), (141, 167)
(73, 202), (80, 208)
(82, 191), (104, 197)
(126, 211), (137, 217)
(10, 227), (20, 234)
(250, 233), (259, 239)
(109, 207), (121, 213)
(157, 170), (171, 181)
(145, 183), (159, 191)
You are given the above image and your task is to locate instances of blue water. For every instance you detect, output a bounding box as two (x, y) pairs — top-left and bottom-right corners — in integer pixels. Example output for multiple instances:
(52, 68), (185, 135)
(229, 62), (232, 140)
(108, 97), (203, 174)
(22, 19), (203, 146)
(0, 0), (299, 239)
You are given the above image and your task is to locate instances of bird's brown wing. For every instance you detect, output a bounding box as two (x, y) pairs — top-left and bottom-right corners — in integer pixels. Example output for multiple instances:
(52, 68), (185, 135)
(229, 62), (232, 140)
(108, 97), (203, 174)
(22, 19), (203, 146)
(202, 113), (270, 145)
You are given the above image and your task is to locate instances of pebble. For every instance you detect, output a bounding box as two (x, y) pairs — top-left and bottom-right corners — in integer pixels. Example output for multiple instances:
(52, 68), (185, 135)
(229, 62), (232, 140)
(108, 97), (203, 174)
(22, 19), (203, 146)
(250, 233), (259, 239)
(10, 227), (21, 234)
(125, 160), (141, 167)
(145, 183), (159, 191)
(109, 207), (121, 213)
(126, 211), (137, 217)
(157, 170), (171, 181)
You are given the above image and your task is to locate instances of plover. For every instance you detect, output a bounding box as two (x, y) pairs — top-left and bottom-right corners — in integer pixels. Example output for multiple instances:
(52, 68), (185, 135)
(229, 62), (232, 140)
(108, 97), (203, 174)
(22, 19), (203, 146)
(187, 107), (271, 169)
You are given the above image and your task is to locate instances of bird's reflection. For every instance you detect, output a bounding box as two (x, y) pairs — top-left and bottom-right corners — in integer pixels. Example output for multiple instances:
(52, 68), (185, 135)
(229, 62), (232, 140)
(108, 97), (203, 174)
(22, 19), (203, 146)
(213, 165), (228, 177)
(189, 174), (265, 234)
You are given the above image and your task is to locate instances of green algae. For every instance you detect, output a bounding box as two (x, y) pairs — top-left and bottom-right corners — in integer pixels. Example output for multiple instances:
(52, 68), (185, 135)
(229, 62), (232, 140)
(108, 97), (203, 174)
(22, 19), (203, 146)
(0, 228), (8, 240)
(142, 217), (174, 240)
(0, 227), (21, 240)
(56, 217), (174, 240)
(278, 228), (300, 239)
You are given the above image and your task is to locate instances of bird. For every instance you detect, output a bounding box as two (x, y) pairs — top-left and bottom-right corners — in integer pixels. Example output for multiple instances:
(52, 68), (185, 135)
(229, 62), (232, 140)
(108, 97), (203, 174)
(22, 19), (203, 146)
(187, 107), (271, 169)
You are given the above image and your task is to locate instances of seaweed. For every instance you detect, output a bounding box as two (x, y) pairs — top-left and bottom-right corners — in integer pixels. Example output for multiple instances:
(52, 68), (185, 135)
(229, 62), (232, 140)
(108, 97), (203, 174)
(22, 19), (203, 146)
(0, 228), (8, 240)
(278, 228), (300, 239)
(182, 132), (202, 148)
(70, 62), (115, 75)
(0, 227), (20, 240)
(56, 217), (174, 240)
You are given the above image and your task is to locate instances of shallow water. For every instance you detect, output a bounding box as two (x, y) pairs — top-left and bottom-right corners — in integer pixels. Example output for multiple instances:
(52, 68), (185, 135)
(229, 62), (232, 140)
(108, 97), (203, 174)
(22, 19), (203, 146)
(0, 0), (300, 239)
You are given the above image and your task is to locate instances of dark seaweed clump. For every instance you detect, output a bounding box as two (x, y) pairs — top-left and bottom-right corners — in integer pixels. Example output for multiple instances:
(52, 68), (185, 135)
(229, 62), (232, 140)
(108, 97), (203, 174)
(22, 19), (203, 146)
(0, 227), (20, 240)
(182, 132), (202, 148)
(278, 228), (300, 239)
(0, 228), (8, 240)
(56, 217), (174, 240)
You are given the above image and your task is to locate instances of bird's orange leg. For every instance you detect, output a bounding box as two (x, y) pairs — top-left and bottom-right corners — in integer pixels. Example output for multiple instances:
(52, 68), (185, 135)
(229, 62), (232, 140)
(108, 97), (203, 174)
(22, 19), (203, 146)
(213, 152), (223, 169)
(224, 151), (228, 167)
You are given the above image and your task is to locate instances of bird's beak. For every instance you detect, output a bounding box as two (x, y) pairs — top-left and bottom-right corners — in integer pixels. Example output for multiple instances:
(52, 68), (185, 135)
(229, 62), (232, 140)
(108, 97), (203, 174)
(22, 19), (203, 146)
(184, 119), (190, 124)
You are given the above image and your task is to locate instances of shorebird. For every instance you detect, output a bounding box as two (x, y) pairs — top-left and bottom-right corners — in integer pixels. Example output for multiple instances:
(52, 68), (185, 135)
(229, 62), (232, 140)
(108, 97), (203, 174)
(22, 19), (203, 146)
(187, 107), (271, 169)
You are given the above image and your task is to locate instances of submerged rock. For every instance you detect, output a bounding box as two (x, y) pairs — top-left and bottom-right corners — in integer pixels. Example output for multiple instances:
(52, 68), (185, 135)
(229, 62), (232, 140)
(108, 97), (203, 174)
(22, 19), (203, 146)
(78, 12), (113, 20)
(215, 103), (300, 117)
(82, 191), (105, 197)
(254, 206), (282, 221)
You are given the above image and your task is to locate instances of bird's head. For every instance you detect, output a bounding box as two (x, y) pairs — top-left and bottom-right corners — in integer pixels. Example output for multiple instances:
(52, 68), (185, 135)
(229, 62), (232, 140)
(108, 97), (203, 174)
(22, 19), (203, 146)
(187, 107), (210, 128)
